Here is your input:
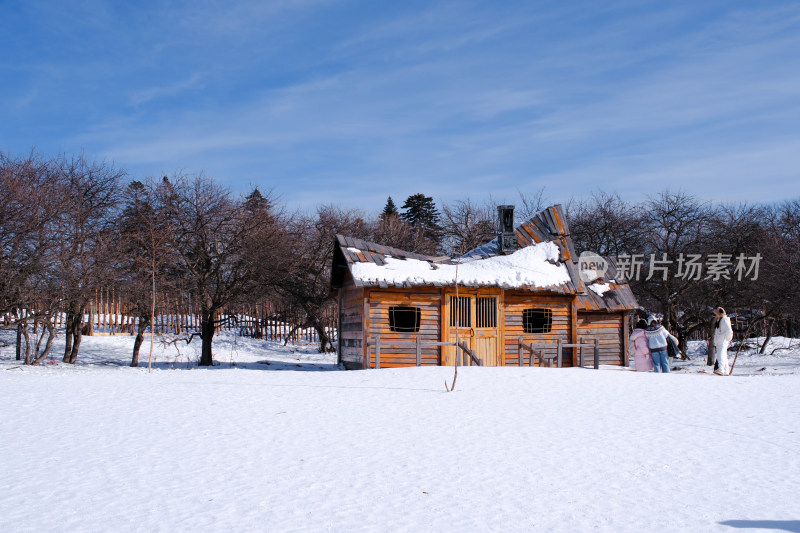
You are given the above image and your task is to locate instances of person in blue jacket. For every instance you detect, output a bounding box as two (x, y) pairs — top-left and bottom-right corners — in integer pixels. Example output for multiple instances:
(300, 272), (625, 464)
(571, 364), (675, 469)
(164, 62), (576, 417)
(644, 315), (679, 373)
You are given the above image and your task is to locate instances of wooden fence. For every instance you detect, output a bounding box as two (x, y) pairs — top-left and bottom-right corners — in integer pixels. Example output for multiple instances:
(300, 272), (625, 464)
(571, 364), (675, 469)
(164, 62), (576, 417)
(517, 337), (600, 368)
(365, 335), (481, 369)
(4, 291), (337, 346)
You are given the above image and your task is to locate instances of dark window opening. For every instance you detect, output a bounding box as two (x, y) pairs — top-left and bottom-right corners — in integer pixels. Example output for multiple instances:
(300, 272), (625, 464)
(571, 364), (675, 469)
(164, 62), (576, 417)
(450, 296), (471, 327)
(389, 306), (421, 333)
(523, 308), (552, 334)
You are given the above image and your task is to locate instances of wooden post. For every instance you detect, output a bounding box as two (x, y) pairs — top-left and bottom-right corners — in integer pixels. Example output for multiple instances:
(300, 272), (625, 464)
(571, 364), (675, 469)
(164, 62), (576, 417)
(579, 337), (584, 368)
(363, 298), (370, 369)
(557, 339), (562, 368)
(594, 337), (600, 370)
(416, 335), (421, 367)
(375, 334), (381, 369)
(622, 313), (630, 367)
(517, 337), (524, 367)
(570, 299), (579, 367)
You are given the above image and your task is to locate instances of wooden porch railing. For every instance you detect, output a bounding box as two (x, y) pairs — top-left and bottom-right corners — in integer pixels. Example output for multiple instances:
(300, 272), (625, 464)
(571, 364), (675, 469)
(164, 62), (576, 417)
(365, 336), (602, 370)
(517, 337), (601, 369)
(366, 335), (482, 369)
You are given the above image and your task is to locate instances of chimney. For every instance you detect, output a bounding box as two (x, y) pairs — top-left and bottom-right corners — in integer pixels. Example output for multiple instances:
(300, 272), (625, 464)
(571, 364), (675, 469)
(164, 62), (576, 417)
(497, 205), (517, 253)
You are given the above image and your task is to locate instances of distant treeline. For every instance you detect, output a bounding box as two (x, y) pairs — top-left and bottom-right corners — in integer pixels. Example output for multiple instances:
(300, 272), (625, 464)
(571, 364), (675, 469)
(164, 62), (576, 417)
(2, 151), (798, 366)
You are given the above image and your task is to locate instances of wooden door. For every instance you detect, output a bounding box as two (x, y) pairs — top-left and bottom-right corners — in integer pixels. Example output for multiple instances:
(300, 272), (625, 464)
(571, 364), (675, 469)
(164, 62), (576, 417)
(475, 294), (501, 366)
(443, 290), (501, 366)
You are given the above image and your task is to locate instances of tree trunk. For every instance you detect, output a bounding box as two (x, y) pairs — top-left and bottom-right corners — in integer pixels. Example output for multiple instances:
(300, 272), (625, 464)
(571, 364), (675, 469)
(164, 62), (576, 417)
(314, 322), (333, 353)
(16, 323), (23, 361)
(85, 308), (94, 336)
(21, 325), (31, 364)
(677, 331), (688, 360)
(31, 321), (56, 366)
(759, 319), (772, 354)
(65, 307), (84, 364)
(199, 308), (215, 366)
(63, 309), (74, 363)
(69, 321), (82, 364)
(131, 314), (151, 368)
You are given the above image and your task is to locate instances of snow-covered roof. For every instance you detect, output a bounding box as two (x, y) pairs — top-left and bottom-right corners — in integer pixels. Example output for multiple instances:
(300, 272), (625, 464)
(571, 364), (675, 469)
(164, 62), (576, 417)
(332, 234), (578, 293)
(350, 241), (570, 290)
(331, 205), (640, 310)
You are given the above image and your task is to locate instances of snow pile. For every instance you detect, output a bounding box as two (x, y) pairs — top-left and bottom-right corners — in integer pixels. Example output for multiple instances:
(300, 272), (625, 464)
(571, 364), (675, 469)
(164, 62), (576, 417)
(588, 282), (612, 296)
(351, 241), (570, 289)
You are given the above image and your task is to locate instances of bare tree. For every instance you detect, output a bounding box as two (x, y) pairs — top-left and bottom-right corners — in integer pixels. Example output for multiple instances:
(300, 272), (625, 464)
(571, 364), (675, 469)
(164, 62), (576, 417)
(439, 198), (496, 256)
(118, 178), (177, 368)
(516, 187), (549, 223)
(371, 213), (416, 251)
(261, 206), (369, 352)
(0, 152), (67, 364)
(567, 191), (645, 257)
(52, 154), (125, 364)
(166, 175), (263, 366)
(632, 190), (711, 352)
(748, 199), (800, 350)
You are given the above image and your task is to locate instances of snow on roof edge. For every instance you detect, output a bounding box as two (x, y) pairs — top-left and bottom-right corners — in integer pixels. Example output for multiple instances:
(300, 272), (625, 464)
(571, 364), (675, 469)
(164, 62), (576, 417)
(350, 241), (571, 291)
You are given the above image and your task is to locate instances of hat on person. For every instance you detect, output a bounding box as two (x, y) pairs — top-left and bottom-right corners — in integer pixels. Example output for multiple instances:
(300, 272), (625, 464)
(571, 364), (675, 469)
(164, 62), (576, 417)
(647, 314), (658, 324)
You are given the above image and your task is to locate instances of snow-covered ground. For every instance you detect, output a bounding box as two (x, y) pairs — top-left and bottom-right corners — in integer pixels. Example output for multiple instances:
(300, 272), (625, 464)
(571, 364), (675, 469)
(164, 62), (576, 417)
(2, 331), (799, 532)
(673, 337), (800, 376)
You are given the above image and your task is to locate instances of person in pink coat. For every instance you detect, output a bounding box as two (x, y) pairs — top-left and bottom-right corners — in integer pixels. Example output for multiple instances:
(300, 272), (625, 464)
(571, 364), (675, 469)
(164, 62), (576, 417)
(628, 319), (654, 372)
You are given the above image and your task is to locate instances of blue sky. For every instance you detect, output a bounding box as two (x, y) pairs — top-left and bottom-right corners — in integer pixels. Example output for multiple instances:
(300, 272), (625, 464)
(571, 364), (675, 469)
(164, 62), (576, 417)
(2, 0), (799, 211)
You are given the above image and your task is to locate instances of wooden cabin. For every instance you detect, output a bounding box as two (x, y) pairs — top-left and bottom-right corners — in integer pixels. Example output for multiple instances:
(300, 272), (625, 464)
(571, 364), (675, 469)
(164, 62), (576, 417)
(330, 205), (639, 369)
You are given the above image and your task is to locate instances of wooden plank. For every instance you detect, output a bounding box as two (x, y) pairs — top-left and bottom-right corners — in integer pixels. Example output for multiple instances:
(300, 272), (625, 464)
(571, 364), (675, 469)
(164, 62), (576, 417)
(375, 334), (381, 369)
(594, 337), (600, 369)
(363, 293), (370, 369)
(570, 297), (578, 366)
(557, 339), (562, 368)
(622, 313), (630, 367)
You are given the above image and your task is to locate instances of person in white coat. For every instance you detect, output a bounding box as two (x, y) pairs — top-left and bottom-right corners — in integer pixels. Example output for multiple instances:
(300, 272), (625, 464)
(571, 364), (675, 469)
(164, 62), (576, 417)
(713, 307), (734, 375)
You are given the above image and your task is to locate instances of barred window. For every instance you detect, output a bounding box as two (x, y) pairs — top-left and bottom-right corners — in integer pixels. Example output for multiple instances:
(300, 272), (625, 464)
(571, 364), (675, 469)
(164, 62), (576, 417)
(476, 297), (497, 328)
(449, 296), (471, 327)
(389, 306), (421, 333)
(523, 308), (552, 334)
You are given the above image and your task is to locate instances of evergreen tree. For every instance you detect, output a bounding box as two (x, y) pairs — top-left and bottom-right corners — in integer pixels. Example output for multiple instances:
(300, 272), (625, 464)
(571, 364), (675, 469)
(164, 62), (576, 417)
(401, 193), (440, 229)
(400, 193), (442, 254)
(381, 196), (399, 219)
(244, 187), (272, 216)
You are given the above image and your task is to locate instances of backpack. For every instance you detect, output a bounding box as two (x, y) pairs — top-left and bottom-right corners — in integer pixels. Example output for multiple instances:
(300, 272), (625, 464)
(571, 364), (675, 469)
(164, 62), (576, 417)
(666, 335), (679, 358)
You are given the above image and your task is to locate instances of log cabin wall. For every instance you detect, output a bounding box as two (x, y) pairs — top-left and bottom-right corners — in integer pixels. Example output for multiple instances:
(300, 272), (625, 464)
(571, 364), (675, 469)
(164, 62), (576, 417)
(366, 287), (442, 368)
(502, 292), (574, 367)
(338, 274), (366, 369)
(577, 311), (625, 366)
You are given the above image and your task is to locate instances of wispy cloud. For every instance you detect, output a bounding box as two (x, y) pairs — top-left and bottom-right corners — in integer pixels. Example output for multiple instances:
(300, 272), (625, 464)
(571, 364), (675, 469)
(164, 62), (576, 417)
(4, 1), (800, 210)
(129, 73), (203, 106)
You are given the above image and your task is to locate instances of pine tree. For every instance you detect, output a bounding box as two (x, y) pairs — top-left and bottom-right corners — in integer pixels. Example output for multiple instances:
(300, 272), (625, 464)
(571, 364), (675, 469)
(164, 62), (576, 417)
(401, 193), (440, 230)
(244, 187), (271, 215)
(400, 193), (442, 254)
(381, 196), (399, 219)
